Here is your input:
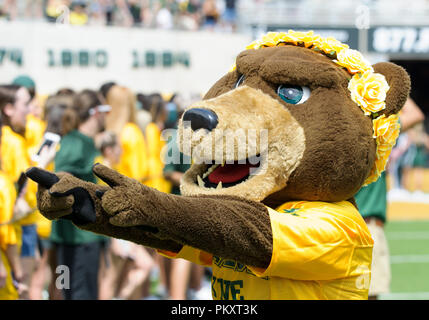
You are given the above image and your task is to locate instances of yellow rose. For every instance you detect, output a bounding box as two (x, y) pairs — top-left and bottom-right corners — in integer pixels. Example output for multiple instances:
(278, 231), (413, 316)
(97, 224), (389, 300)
(348, 71), (390, 115)
(373, 114), (400, 145)
(285, 30), (319, 47)
(260, 32), (281, 47)
(245, 40), (262, 50)
(313, 37), (349, 55)
(364, 114), (400, 185)
(336, 48), (373, 74)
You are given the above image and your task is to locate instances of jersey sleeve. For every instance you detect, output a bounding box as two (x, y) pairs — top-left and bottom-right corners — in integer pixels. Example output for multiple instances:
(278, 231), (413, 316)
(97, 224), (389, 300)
(248, 206), (373, 281)
(158, 245), (213, 267)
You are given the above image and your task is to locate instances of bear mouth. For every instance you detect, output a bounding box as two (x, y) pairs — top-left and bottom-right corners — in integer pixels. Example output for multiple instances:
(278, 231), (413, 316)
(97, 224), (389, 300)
(195, 155), (261, 189)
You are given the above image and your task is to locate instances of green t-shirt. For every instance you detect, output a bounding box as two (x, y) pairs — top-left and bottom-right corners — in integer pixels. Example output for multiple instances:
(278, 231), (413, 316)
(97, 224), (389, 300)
(50, 130), (105, 245)
(354, 171), (387, 222)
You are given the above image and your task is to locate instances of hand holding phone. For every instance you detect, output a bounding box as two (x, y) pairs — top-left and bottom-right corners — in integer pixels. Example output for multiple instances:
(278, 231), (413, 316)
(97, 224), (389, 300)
(32, 132), (60, 168)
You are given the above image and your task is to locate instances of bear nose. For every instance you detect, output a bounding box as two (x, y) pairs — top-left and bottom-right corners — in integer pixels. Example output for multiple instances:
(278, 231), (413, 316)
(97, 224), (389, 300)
(182, 108), (218, 131)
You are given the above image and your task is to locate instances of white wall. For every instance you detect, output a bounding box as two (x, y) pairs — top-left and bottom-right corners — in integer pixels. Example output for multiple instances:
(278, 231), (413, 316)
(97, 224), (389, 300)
(0, 21), (251, 96)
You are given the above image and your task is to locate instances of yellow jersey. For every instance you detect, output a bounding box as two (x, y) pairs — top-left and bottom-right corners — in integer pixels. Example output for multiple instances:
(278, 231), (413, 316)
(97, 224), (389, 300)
(160, 200), (373, 300)
(0, 171), (19, 300)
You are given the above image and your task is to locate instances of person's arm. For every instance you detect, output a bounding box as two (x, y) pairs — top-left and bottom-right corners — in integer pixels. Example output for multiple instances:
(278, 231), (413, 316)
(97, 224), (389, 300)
(26, 167), (183, 253)
(35, 144), (57, 169)
(5, 244), (27, 296)
(5, 244), (23, 283)
(93, 164), (273, 269)
(27, 164), (273, 268)
(399, 98), (425, 132)
(12, 195), (32, 222)
(163, 171), (183, 187)
(0, 250), (6, 289)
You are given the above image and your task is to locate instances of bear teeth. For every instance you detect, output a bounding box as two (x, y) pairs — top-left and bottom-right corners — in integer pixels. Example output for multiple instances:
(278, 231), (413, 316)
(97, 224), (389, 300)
(202, 164), (220, 179)
(197, 175), (205, 188)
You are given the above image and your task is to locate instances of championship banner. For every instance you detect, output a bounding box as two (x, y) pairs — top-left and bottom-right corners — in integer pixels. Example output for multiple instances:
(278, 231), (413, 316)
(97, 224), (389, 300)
(0, 21), (251, 95)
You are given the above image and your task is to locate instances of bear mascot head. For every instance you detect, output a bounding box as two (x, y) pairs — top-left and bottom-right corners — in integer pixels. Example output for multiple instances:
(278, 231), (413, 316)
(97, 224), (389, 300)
(27, 30), (410, 300)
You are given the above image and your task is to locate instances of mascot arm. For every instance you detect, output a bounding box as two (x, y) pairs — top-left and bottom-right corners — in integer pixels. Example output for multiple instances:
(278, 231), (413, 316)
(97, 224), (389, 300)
(90, 163), (273, 269)
(25, 167), (182, 253)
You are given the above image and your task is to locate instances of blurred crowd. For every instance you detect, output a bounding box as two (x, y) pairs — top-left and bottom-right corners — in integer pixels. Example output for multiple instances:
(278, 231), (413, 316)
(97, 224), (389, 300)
(389, 116), (429, 195)
(0, 0), (238, 32)
(0, 75), (213, 300)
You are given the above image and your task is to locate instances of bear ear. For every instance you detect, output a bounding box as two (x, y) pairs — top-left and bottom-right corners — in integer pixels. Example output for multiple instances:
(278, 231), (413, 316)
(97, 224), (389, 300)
(373, 62), (411, 116)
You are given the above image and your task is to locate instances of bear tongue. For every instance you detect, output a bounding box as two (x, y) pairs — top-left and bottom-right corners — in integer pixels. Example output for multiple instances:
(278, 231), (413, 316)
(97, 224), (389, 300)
(208, 163), (254, 184)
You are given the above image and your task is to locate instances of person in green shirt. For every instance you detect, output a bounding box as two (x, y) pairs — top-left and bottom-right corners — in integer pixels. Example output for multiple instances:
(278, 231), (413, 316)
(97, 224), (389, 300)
(50, 89), (110, 300)
(355, 98), (425, 300)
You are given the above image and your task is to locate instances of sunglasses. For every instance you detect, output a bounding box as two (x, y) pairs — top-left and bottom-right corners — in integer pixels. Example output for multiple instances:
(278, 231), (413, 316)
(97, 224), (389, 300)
(89, 104), (111, 116)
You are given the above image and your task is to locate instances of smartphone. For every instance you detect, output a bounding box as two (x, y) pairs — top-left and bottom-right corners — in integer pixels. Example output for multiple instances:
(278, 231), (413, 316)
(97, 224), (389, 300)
(17, 172), (27, 197)
(31, 132), (61, 163)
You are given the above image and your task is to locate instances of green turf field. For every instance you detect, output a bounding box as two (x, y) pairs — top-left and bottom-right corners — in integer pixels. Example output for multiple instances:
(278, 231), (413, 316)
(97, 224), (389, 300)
(379, 220), (429, 300)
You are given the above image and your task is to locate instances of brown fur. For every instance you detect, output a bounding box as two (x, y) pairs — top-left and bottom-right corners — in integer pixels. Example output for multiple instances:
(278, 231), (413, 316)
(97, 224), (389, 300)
(179, 85), (305, 202)
(31, 44), (410, 272)
(36, 170), (182, 252)
(34, 165), (272, 268)
(93, 164), (272, 268)
(199, 46), (409, 204)
(373, 62), (411, 117)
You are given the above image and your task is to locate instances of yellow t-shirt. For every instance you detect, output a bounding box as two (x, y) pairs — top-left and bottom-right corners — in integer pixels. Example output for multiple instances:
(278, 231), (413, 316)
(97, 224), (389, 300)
(1, 126), (30, 183)
(0, 171), (19, 300)
(69, 12), (88, 25)
(116, 123), (148, 183)
(1, 126), (40, 227)
(0, 172), (18, 250)
(160, 200), (373, 300)
(25, 115), (52, 235)
(25, 114), (46, 160)
(144, 122), (171, 193)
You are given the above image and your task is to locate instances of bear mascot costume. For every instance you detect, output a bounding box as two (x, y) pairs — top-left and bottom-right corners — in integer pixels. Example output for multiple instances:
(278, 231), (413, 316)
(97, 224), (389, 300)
(27, 30), (410, 300)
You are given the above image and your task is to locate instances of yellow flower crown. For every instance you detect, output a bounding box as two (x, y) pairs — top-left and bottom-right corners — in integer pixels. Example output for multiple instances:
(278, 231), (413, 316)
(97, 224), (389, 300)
(235, 30), (400, 186)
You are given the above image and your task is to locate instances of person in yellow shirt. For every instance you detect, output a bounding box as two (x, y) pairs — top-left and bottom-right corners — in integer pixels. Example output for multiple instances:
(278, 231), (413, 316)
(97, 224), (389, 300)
(0, 169), (21, 300)
(105, 85), (149, 183)
(0, 84), (56, 299)
(69, 2), (88, 26)
(143, 93), (171, 193)
(0, 122), (21, 300)
(14, 76), (51, 244)
(12, 75), (46, 160)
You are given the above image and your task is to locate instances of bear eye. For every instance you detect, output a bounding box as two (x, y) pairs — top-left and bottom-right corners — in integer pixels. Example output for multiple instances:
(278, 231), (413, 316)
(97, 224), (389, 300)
(235, 74), (245, 88)
(277, 85), (310, 104)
